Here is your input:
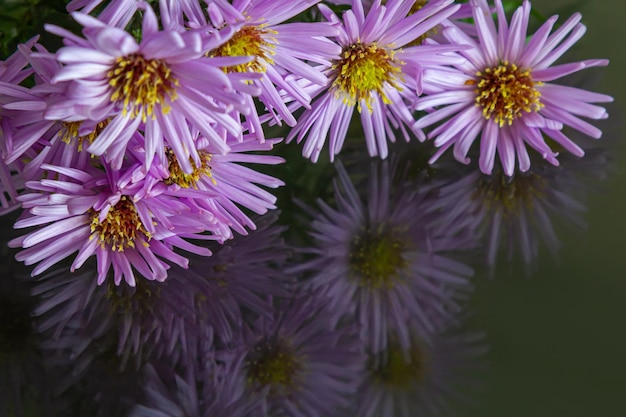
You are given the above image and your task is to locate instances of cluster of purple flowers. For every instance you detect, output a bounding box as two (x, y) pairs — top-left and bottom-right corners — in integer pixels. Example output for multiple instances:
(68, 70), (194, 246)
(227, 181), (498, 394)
(0, 0), (612, 287)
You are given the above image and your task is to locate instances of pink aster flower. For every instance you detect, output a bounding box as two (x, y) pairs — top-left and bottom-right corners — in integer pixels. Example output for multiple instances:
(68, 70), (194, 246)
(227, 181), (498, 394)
(9, 161), (226, 286)
(121, 130), (285, 237)
(415, 0), (613, 176)
(44, 2), (256, 174)
(286, 0), (464, 162)
(166, 0), (341, 142)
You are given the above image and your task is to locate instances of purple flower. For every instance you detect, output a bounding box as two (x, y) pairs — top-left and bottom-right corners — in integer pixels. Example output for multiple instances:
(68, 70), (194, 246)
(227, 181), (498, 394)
(353, 323), (487, 417)
(130, 357), (259, 417)
(416, 0), (613, 176)
(165, 212), (292, 347)
(9, 161), (224, 286)
(131, 132), (285, 237)
(176, 0), (341, 142)
(433, 146), (610, 270)
(293, 159), (474, 353)
(236, 293), (364, 417)
(286, 0), (464, 162)
(44, 2), (256, 173)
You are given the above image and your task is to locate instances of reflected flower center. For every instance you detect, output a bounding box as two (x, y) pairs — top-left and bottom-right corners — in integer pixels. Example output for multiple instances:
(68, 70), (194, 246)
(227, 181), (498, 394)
(107, 54), (179, 121)
(210, 25), (276, 73)
(468, 61), (543, 127)
(350, 229), (407, 289)
(371, 345), (427, 389)
(331, 42), (402, 111)
(90, 196), (151, 252)
(474, 171), (546, 216)
(247, 339), (300, 388)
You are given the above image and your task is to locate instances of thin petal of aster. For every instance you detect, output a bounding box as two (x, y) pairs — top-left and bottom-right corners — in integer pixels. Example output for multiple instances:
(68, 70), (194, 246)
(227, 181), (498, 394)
(416, 90), (475, 110)
(87, 112), (136, 156)
(526, 13), (582, 68)
(453, 113), (484, 164)
(473, 3), (498, 65)
(512, 131), (531, 172)
(540, 106), (603, 138)
(497, 128), (516, 177)
(533, 24), (586, 70)
(538, 82), (613, 104)
(431, 105), (479, 147)
(495, 0), (509, 53)
(414, 102), (467, 129)
(330, 103), (354, 156)
(532, 60), (600, 82)
(518, 15), (558, 67)
(543, 129), (585, 157)
(504, 0), (530, 62)
(479, 121), (498, 175)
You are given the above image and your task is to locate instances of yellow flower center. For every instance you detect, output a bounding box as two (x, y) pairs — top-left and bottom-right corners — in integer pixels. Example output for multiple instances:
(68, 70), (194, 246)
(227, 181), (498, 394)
(247, 339), (300, 388)
(60, 119), (111, 151)
(468, 61), (543, 127)
(89, 196), (151, 252)
(209, 25), (276, 73)
(331, 42), (403, 112)
(164, 148), (215, 188)
(349, 228), (408, 289)
(107, 54), (179, 122)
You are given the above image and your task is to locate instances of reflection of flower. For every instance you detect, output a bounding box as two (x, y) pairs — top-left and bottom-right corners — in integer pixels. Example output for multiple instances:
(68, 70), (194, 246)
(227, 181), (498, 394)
(236, 293), (364, 417)
(416, 0), (612, 176)
(130, 357), (259, 417)
(294, 160), (474, 353)
(31, 212), (291, 372)
(353, 323), (487, 417)
(434, 149), (609, 267)
(166, 212), (292, 347)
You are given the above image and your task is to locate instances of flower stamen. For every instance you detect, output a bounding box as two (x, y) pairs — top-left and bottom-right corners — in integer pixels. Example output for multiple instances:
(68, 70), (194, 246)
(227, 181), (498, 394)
(470, 61), (543, 127)
(164, 148), (215, 188)
(89, 196), (151, 252)
(331, 42), (403, 112)
(107, 54), (179, 122)
(209, 25), (277, 73)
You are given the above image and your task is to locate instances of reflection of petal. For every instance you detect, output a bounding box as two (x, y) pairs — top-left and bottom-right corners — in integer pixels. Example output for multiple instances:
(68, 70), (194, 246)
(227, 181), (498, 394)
(29, 212), (293, 414)
(294, 158), (475, 354)
(434, 146), (609, 270)
(232, 292), (365, 417)
(353, 322), (488, 417)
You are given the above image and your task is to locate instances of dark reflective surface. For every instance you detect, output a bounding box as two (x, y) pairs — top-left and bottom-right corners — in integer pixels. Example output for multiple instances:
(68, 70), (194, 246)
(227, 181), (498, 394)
(1, 1), (626, 417)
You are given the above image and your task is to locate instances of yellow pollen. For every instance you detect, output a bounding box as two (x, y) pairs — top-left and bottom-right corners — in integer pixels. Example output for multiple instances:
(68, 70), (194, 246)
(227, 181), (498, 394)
(209, 25), (277, 73)
(89, 196), (151, 252)
(60, 119), (111, 151)
(164, 148), (215, 188)
(331, 42), (403, 112)
(471, 61), (543, 127)
(107, 54), (179, 122)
